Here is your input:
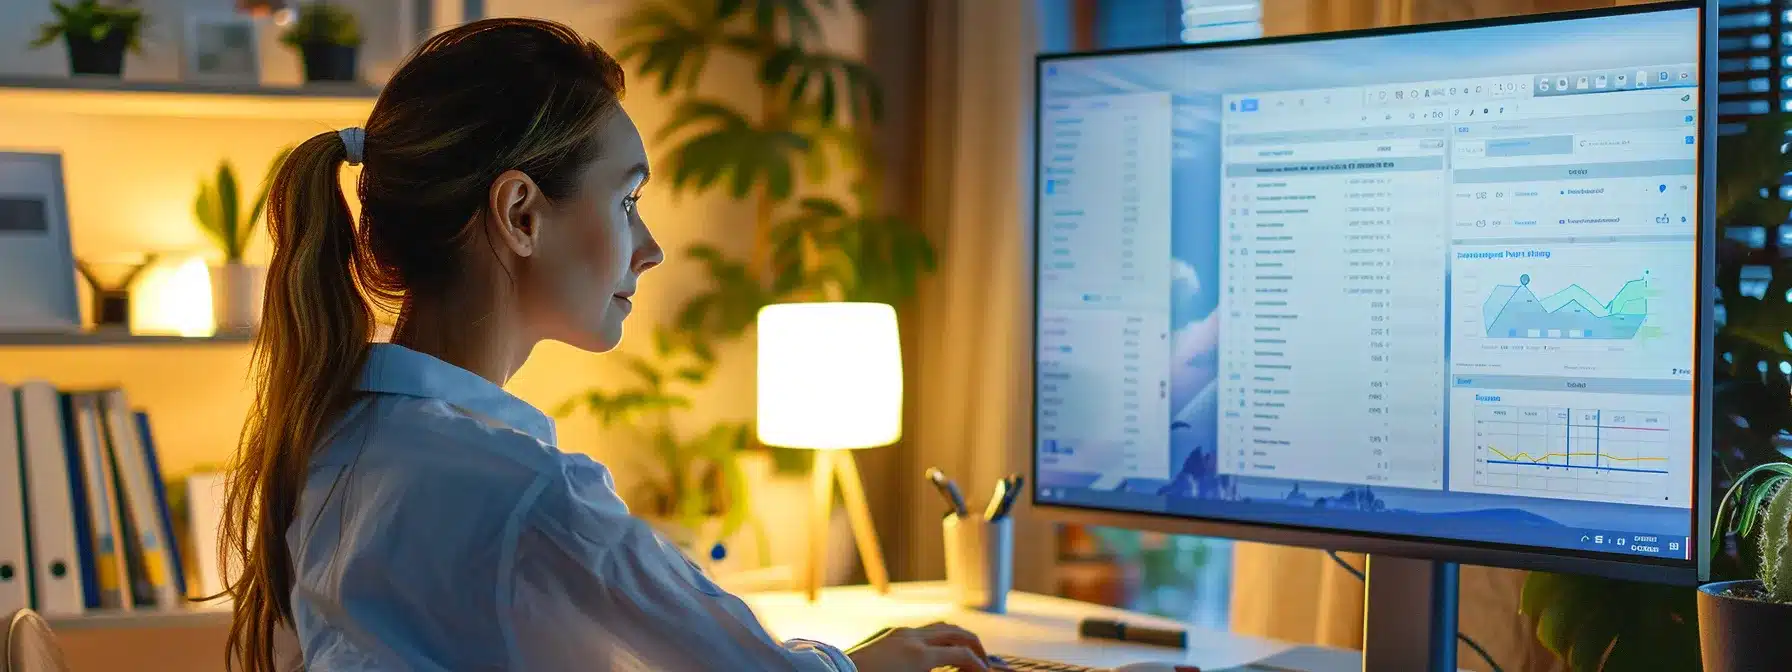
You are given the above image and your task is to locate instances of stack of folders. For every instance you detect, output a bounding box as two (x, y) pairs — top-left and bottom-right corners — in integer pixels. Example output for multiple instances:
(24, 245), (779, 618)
(0, 381), (188, 618)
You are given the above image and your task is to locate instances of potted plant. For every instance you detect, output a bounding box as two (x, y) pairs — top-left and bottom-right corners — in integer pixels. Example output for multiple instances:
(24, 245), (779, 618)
(30, 0), (146, 77)
(194, 148), (288, 334)
(279, 2), (361, 83)
(1700, 462), (1792, 671)
(554, 349), (771, 574)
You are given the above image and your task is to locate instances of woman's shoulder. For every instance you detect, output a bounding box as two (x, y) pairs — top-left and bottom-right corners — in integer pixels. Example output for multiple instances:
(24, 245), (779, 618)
(313, 394), (568, 491)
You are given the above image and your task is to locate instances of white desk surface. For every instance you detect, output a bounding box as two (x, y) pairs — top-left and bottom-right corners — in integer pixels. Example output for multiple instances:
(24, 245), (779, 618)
(742, 582), (1360, 671)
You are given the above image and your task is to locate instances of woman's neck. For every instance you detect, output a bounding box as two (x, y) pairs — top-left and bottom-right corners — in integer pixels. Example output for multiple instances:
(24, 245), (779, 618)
(390, 289), (533, 386)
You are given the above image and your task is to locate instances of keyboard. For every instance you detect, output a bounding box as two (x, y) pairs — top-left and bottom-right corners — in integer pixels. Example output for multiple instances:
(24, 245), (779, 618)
(990, 654), (1100, 671)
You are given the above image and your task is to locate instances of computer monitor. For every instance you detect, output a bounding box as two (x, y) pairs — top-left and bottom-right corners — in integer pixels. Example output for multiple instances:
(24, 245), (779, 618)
(1031, 2), (1713, 668)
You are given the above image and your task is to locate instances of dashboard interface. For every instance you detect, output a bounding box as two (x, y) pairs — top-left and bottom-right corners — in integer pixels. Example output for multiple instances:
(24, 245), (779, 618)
(1034, 7), (1702, 562)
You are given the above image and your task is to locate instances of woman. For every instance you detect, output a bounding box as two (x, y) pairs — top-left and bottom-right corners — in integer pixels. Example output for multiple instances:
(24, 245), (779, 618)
(220, 17), (996, 672)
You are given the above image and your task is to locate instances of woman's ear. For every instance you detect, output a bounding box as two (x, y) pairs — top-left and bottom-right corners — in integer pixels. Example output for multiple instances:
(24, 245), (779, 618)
(487, 169), (543, 258)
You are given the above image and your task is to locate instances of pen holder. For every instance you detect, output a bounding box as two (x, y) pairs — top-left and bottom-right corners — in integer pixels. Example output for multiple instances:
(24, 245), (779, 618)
(943, 514), (1012, 613)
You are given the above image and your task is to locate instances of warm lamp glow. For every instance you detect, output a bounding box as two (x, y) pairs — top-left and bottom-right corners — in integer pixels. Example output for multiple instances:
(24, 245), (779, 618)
(130, 256), (216, 337)
(756, 302), (903, 450)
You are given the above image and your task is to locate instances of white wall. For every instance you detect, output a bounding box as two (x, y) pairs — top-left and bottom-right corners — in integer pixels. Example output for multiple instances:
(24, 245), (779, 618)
(0, 0), (419, 85)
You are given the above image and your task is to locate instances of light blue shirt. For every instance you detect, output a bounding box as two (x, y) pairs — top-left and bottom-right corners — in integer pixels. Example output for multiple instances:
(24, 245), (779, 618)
(288, 344), (855, 671)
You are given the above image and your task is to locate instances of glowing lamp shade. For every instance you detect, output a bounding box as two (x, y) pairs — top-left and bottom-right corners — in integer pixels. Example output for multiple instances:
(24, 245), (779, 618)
(756, 302), (903, 451)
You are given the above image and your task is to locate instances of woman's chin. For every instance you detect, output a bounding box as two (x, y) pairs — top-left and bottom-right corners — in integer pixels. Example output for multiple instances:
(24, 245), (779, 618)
(556, 323), (624, 354)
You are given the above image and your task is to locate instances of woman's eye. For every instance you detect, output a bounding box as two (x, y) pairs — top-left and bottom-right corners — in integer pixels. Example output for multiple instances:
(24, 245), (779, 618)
(622, 195), (640, 214)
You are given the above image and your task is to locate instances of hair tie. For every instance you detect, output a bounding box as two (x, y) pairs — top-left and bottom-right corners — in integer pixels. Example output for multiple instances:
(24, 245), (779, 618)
(338, 127), (366, 165)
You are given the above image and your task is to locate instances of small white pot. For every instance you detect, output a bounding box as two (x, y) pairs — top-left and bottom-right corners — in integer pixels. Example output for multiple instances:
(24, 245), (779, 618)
(211, 263), (266, 334)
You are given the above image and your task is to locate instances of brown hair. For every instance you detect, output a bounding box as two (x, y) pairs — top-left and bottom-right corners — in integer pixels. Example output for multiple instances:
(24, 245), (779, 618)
(217, 18), (626, 672)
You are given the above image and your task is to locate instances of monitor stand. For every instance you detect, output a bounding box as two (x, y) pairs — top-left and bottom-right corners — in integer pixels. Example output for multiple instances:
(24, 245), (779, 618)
(1362, 555), (1459, 671)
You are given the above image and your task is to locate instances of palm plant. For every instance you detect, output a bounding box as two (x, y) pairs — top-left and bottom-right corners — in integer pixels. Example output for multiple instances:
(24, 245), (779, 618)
(559, 0), (934, 547)
(1520, 114), (1792, 670)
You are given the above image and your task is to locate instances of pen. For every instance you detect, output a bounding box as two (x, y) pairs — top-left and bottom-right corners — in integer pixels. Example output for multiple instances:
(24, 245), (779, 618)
(926, 467), (968, 517)
(996, 474), (1024, 519)
(983, 477), (1010, 521)
(1078, 617), (1188, 649)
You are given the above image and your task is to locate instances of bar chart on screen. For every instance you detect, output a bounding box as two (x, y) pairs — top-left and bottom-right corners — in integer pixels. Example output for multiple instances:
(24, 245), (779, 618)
(1470, 404), (1675, 502)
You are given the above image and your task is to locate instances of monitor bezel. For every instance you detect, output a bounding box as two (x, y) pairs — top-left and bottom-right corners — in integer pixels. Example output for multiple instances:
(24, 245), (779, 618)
(1028, 0), (1714, 586)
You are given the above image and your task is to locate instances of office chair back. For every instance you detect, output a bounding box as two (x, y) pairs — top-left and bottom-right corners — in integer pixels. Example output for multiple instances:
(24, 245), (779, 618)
(2, 609), (69, 672)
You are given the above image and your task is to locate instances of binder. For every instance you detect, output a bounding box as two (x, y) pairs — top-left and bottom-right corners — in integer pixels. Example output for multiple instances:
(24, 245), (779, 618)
(0, 384), (31, 615)
(15, 381), (82, 615)
(98, 389), (179, 608)
(135, 411), (186, 600)
(186, 471), (232, 605)
(66, 392), (129, 609)
(57, 393), (95, 610)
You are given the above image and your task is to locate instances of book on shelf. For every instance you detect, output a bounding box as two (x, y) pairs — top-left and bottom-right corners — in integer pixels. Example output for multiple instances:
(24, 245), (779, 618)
(2, 380), (193, 617)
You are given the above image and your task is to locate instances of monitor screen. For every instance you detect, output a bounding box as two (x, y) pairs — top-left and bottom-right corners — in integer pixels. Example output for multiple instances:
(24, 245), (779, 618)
(1033, 5), (1705, 568)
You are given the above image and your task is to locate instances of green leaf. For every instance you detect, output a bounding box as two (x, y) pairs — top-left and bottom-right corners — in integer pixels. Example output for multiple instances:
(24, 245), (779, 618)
(800, 197), (847, 217)
(762, 49), (885, 125)
(714, 0), (746, 19)
(676, 244), (770, 339)
(655, 100), (809, 200)
(30, 24), (64, 49)
(1521, 571), (1698, 671)
(216, 162), (241, 260)
(617, 1), (720, 94)
(623, 354), (664, 387)
(751, 0), (823, 46)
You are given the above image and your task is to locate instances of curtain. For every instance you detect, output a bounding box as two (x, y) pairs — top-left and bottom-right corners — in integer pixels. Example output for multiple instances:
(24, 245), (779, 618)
(897, 0), (1053, 592)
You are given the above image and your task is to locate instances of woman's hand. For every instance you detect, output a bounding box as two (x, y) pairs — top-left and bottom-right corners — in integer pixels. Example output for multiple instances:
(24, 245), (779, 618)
(845, 622), (1003, 671)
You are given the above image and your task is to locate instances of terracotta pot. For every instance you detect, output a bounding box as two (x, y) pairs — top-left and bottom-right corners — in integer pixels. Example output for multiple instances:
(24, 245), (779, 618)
(1698, 579), (1792, 671)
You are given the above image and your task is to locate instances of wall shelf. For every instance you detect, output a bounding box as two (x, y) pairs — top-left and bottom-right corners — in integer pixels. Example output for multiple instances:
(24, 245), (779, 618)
(0, 75), (377, 121)
(47, 606), (231, 631)
(0, 331), (254, 347)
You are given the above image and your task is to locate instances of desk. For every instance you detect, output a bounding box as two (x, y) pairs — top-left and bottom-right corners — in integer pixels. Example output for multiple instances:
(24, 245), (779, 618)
(743, 582), (1362, 671)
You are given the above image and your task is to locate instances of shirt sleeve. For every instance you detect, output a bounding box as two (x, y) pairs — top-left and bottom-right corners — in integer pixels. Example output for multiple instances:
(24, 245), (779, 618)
(503, 461), (855, 672)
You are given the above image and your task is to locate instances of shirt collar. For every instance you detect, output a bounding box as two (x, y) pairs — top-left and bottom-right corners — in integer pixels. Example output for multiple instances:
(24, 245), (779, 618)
(356, 343), (557, 445)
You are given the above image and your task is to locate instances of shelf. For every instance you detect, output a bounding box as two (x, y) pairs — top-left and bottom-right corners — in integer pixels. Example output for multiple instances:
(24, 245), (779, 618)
(0, 331), (254, 347)
(47, 605), (231, 631)
(0, 75), (377, 120)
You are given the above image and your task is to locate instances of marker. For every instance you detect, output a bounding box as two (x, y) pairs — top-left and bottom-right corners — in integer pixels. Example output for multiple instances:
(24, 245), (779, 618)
(1079, 618), (1188, 649)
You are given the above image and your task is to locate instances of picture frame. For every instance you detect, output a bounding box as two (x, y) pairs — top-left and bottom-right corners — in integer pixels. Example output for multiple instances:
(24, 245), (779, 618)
(183, 13), (262, 85)
(0, 152), (81, 333)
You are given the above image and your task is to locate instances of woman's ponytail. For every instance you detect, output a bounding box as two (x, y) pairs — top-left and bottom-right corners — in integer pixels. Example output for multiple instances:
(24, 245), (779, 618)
(219, 129), (372, 672)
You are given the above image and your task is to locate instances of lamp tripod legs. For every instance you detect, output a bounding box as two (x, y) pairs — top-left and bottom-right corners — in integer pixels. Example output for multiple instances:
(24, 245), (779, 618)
(805, 450), (892, 602)
(834, 451), (891, 594)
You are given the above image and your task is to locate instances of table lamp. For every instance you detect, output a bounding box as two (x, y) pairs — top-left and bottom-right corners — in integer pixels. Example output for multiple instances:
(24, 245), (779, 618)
(757, 302), (898, 601)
